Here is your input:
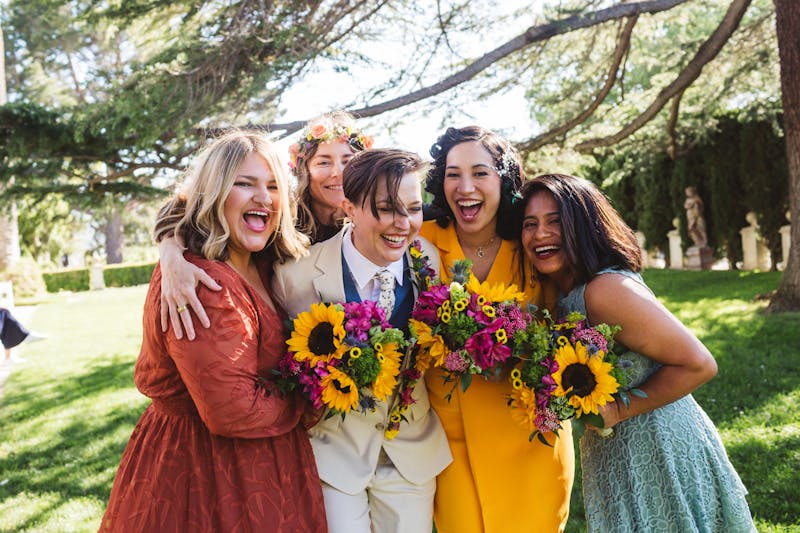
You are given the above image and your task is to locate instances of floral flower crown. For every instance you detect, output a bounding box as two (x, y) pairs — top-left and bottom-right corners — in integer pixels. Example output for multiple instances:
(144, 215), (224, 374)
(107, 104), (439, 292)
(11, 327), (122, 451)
(288, 123), (374, 170)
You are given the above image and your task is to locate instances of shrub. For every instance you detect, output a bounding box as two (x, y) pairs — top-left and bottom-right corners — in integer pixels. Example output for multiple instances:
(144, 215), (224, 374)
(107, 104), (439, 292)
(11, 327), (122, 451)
(43, 267), (90, 292)
(0, 256), (47, 298)
(103, 262), (156, 287)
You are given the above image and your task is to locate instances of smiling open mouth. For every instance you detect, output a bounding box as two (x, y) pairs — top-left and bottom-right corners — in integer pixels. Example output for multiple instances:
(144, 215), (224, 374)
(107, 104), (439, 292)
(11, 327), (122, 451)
(244, 211), (269, 231)
(457, 200), (482, 219)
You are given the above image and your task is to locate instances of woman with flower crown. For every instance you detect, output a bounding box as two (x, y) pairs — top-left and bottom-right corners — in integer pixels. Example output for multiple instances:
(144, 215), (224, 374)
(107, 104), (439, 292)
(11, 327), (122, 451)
(420, 125), (574, 532)
(517, 174), (755, 532)
(155, 111), (373, 340)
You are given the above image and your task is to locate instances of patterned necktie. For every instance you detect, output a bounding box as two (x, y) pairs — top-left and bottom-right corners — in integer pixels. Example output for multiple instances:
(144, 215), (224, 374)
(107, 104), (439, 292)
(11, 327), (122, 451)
(376, 269), (396, 319)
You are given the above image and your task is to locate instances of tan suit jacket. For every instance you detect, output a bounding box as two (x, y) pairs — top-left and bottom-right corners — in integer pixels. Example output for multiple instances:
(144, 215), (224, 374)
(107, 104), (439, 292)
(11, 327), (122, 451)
(272, 226), (452, 494)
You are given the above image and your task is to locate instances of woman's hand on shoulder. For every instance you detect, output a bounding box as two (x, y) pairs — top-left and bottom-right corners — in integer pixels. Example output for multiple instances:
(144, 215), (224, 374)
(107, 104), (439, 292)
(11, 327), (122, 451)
(159, 238), (222, 340)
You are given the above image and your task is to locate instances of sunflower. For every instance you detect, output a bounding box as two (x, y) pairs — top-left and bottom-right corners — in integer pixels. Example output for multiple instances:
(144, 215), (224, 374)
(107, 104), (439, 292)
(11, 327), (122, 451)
(508, 383), (538, 433)
(466, 276), (525, 304)
(409, 319), (448, 366)
(372, 342), (402, 400)
(286, 303), (347, 365)
(320, 366), (360, 412)
(551, 339), (619, 416)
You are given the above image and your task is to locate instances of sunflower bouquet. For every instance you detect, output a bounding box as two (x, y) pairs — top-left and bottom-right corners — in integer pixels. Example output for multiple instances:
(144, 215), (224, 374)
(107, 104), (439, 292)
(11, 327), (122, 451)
(278, 300), (406, 417)
(409, 259), (529, 399)
(508, 311), (638, 445)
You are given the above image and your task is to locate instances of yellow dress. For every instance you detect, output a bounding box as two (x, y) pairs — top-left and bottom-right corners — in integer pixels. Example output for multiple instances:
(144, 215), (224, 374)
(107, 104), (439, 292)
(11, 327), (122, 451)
(420, 221), (574, 533)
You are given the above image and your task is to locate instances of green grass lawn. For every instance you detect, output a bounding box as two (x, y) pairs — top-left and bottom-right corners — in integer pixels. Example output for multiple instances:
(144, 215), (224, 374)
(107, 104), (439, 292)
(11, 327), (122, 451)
(0, 270), (798, 532)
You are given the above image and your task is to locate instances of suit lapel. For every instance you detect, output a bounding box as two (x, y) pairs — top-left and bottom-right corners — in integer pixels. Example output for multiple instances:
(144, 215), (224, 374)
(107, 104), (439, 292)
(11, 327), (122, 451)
(312, 229), (347, 304)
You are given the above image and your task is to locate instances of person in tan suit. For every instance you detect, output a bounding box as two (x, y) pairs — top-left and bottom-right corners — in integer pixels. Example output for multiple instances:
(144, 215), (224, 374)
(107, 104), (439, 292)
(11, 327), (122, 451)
(271, 148), (451, 533)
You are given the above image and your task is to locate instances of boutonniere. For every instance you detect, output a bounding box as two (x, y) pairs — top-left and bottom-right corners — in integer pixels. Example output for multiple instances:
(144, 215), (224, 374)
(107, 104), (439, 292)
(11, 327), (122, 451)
(408, 240), (435, 292)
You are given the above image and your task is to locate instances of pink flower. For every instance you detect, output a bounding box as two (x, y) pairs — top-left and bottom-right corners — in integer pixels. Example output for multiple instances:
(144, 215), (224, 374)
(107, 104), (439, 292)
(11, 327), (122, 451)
(535, 407), (561, 433)
(363, 135), (374, 149)
(444, 351), (470, 373)
(310, 124), (328, 139)
(571, 327), (608, 353)
(464, 330), (494, 369)
(412, 285), (450, 323)
(497, 304), (528, 335)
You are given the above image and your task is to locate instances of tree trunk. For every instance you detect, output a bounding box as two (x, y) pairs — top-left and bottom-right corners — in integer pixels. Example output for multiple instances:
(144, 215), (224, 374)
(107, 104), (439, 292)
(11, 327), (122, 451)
(0, 25), (21, 272)
(768, 0), (800, 312)
(104, 206), (124, 264)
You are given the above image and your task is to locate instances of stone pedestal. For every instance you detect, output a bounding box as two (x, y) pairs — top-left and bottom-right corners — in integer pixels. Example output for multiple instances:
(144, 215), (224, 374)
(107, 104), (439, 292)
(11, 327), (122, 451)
(90, 264), (105, 290)
(635, 231), (649, 268)
(686, 245), (714, 270)
(667, 229), (683, 269)
(740, 212), (771, 270)
(779, 224), (791, 271)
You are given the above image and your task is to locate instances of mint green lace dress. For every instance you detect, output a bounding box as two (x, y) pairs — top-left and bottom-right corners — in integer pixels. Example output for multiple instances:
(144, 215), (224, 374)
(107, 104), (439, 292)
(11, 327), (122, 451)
(559, 269), (756, 533)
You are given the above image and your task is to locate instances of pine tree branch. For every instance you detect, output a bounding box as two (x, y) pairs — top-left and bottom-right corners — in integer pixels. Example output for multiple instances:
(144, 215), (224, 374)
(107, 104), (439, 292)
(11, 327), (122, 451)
(516, 14), (638, 153)
(574, 0), (753, 152)
(266, 0), (690, 136)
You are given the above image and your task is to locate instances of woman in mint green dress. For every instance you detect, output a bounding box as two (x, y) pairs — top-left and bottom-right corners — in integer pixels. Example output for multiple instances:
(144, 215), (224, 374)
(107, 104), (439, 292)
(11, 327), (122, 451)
(517, 174), (756, 532)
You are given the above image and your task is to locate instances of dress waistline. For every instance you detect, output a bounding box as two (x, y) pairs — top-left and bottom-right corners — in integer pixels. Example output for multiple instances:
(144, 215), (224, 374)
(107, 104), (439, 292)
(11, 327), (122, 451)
(151, 396), (199, 417)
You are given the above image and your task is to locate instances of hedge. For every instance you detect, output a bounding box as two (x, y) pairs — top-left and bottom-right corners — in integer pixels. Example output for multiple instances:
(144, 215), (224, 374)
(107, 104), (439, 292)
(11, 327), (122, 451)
(104, 262), (157, 288)
(43, 262), (156, 293)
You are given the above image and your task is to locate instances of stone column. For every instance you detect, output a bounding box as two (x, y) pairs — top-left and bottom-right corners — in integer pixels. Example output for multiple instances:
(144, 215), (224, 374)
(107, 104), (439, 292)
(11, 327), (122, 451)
(740, 212), (771, 270)
(779, 210), (791, 271)
(635, 231), (650, 268)
(667, 218), (684, 269)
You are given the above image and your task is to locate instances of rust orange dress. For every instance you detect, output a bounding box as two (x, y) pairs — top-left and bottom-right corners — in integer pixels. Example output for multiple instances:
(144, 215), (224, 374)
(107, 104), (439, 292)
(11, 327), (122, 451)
(100, 257), (326, 532)
(420, 221), (574, 533)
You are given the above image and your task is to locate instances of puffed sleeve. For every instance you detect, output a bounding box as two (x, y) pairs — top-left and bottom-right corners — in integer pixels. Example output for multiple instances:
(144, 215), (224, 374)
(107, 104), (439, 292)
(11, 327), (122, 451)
(165, 262), (302, 438)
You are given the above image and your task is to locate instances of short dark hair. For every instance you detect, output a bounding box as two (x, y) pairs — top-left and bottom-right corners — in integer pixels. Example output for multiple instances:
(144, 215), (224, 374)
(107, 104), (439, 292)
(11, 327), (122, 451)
(517, 174), (642, 287)
(424, 125), (524, 240)
(343, 148), (426, 218)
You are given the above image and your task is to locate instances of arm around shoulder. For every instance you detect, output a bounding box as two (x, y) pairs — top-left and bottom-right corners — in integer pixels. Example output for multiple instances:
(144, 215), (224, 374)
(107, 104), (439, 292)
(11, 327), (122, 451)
(584, 273), (717, 427)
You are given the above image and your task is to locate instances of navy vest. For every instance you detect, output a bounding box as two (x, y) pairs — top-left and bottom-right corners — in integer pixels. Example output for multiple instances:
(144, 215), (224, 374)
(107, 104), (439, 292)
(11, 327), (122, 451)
(341, 253), (414, 334)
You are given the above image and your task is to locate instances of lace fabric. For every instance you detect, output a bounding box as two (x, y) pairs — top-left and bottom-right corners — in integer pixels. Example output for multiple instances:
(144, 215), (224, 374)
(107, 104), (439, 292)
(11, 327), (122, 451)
(559, 269), (756, 532)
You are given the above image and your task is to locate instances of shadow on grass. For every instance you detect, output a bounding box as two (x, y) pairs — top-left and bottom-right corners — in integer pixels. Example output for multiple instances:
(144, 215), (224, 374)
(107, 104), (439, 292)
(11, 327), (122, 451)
(726, 432), (800, 527)
(690, 310), (800, 427)
(0, 356), (144, 531)
(0, 356), (136, 425)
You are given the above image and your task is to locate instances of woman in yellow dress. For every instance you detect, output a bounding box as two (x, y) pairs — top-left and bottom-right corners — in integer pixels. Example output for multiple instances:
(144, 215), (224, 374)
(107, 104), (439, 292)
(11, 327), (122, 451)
(421, 126), (574, 533)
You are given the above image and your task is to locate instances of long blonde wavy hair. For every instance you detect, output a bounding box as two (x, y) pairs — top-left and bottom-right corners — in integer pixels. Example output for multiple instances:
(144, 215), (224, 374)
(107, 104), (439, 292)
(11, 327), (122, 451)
(167, 129), (308, 263)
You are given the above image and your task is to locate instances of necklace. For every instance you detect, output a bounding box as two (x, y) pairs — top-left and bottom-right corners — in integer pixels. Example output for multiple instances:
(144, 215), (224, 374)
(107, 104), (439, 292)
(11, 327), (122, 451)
(462, 235), (498, 258)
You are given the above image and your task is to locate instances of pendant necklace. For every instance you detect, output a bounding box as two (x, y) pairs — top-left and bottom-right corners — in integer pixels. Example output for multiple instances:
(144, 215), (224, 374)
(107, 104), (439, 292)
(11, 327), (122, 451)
(475, 236), (498, 258)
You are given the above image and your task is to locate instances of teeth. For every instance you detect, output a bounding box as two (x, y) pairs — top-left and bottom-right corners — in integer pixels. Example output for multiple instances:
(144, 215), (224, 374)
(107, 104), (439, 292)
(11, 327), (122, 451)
(327, 185), (343, 190)
(382, 235), (406, 244)
(458, 200), (481, 207)
(536, 245), (559, 253)
(245, 210), (268, 217)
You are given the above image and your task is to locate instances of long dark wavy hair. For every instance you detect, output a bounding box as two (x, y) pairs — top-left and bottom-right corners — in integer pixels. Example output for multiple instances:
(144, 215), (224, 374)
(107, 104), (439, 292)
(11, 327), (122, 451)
(425, 125), (524, 240)
(516, 174), (642, 288)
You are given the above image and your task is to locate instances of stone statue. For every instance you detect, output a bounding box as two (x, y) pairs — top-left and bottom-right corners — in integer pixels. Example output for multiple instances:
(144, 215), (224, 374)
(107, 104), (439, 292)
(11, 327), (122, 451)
(683, 186), (708, 248)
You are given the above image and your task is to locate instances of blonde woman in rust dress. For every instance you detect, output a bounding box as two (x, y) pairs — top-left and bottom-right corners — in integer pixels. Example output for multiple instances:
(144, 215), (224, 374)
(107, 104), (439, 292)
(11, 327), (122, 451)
(100, 130), (326, 532)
